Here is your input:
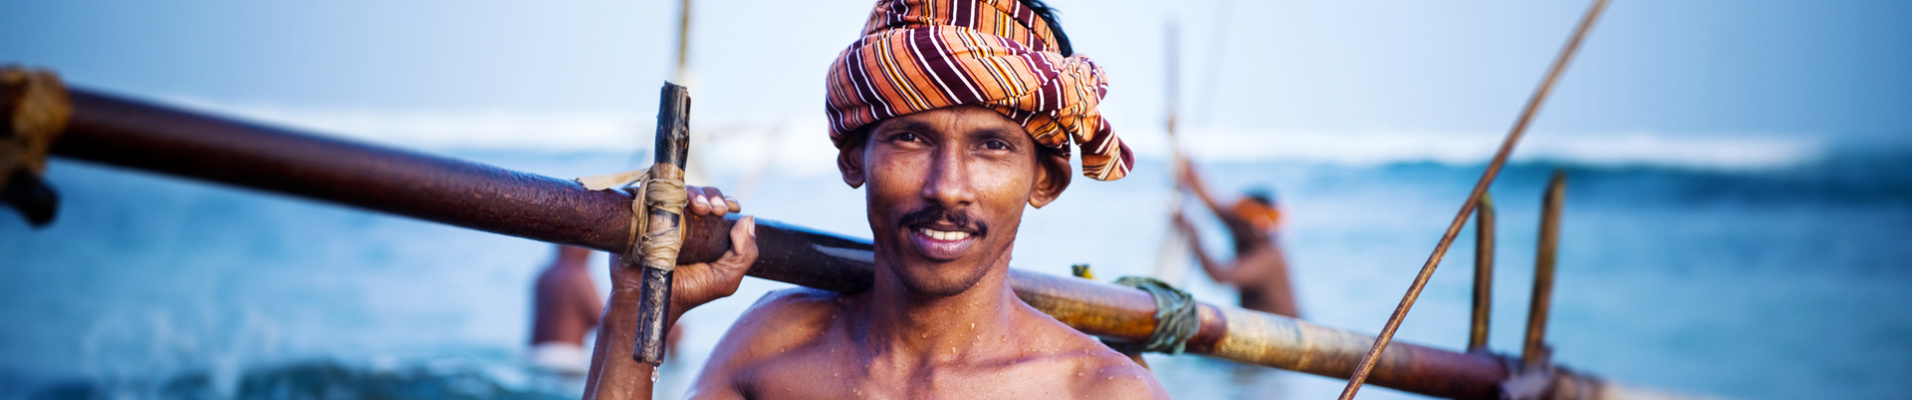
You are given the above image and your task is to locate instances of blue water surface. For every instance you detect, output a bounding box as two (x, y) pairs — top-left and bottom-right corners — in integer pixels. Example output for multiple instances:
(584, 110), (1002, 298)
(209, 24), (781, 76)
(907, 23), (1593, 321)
(3, 146), (1909, 399)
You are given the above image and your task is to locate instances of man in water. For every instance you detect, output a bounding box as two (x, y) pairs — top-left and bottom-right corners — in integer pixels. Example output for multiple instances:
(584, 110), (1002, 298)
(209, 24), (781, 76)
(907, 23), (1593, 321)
(529, 244), (601, 374)
(1171, 158), (1301, 318)
(583, 0), (1166, 398)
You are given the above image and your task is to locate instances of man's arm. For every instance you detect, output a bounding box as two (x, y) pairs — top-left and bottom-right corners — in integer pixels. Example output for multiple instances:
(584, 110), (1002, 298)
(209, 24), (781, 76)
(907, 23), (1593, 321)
(1174, 157), (1231, 220)
(582, 265), (656, 400)
(1174, 211), (1241, 284)
(584, 187), (756, 400)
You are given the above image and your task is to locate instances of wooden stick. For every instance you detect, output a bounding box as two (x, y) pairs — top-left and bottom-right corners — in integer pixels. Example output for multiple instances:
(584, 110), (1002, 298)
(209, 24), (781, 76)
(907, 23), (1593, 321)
(632, 83), (691, 366)
(1468, 194), (1495, 352)
(1523, 171), (1567, 365)
(1337, 1), (1609, 398)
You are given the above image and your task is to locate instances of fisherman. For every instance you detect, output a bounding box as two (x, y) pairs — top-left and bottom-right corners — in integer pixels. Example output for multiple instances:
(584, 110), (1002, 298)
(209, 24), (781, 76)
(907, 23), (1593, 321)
(1171, 158), (1301, 318)
(585, 0), (1165, 398)
(528, 244), (602, 374)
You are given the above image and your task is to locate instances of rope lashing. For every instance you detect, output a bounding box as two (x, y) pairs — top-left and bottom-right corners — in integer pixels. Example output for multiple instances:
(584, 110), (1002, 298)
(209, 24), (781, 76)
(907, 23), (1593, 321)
(1110, 276), (1199, 354)
(1, 66), (72, 190)
(575, 165), (689, 269)
(637, 164), (688, 271)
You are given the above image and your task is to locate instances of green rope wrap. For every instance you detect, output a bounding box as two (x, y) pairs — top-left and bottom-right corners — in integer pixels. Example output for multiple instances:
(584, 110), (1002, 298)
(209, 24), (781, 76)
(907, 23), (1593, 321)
(1110, 276), (1199, 354)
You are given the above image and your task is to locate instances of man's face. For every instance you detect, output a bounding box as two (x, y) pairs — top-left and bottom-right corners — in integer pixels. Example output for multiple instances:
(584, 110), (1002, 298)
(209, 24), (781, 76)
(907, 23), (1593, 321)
(849, 106), (1053, 298)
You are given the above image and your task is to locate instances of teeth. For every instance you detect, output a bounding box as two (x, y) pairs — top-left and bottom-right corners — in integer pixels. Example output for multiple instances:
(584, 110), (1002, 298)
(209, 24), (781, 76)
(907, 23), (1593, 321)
(919, 228), (970, 241)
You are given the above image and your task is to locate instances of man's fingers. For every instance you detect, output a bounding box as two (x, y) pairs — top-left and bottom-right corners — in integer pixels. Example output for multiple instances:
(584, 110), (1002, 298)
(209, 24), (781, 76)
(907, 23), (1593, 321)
(723, 216), (759, 269)
(687, 187), (712, 214)
(701, 187), (730, 216)
(723, 196), (742, 213)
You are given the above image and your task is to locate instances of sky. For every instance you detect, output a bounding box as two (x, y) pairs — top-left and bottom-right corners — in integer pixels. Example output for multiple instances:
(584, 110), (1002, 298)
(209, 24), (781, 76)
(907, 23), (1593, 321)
(3, 0), (1909, 165)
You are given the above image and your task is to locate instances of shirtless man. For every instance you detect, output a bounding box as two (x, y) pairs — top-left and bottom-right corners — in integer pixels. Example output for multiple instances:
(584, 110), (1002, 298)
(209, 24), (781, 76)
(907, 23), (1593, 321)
(1171, 158), (1301, 318)
(581, 1), (1166, 398)
(529, 245), (602, 373)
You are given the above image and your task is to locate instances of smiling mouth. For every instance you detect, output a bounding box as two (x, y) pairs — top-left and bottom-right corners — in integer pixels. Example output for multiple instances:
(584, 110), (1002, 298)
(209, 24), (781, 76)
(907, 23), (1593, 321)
(916, 227), (971, 241)
(908, 226), (978, 260)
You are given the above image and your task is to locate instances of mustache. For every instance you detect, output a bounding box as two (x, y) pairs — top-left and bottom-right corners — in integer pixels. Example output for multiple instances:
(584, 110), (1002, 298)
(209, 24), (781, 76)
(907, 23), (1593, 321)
(899, 203), (988, 236)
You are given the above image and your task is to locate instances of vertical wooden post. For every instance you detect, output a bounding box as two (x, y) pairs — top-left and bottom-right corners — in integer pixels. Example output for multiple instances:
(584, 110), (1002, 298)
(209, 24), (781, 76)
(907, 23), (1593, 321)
(1523, 170), (1566, 365)
(1468, 194), (1495, 352)
(632, 83), (691, 366)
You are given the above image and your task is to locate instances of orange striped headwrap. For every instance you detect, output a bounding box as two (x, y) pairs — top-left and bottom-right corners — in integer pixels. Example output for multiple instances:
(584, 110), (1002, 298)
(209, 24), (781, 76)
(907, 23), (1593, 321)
(825, 0), (1134, 181)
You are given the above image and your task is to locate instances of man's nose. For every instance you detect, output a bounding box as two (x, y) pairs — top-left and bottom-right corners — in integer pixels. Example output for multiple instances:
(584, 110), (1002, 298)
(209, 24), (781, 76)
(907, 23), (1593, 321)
(920, 148), (975, 208)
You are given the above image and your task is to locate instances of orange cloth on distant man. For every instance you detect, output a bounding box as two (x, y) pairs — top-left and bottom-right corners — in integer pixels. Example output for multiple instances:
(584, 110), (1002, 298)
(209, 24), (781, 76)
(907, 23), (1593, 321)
(1231, 198), (1282, 232)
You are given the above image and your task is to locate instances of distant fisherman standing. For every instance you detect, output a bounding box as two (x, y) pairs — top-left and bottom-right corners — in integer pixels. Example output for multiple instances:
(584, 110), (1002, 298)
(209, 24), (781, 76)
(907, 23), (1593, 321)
(529, 245), (602, 374)
(1172, 158), (1301, 318)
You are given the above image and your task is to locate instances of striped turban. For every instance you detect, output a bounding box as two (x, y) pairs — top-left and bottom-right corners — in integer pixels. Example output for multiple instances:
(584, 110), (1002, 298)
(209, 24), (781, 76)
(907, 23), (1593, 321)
(825, 0), (1134, 181)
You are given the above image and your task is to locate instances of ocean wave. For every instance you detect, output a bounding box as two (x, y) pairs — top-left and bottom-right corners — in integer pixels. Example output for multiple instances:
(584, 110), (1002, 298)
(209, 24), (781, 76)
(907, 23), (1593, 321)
(1164, 129), (1828, 171)
(159, 97), (1840, 174)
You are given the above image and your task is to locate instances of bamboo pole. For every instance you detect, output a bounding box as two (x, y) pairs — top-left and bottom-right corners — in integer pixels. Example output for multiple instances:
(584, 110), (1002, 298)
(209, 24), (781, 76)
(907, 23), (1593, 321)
(1470, 194), (1495, 353)
(1525, 171), (1567, 366)
(32, 86), (1708, 399)
(1338, 1), (1608, 397)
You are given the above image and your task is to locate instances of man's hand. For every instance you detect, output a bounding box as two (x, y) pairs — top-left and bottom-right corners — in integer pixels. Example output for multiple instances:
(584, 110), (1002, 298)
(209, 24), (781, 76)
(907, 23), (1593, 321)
(1171, 210), (1196, 235)
(609, 186), (758, 314)
(673, 186), (757, 311)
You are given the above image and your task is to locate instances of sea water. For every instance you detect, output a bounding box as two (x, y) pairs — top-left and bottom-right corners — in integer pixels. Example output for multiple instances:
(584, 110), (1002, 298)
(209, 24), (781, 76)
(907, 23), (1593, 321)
(2, 145), (1908, 399)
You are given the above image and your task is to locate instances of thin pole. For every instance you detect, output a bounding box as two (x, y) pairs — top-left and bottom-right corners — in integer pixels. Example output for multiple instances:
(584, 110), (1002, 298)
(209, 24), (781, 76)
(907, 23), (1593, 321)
(1166, 20), (1180, 141)
(1468, 194), (1495, 352)
(1524, 171), (1567, 365)
(1337, 1), (1608, 398)
(1191, 0), (1234, 129)
(674, 0), (692, 82)
(1164, 20), (1183, 158)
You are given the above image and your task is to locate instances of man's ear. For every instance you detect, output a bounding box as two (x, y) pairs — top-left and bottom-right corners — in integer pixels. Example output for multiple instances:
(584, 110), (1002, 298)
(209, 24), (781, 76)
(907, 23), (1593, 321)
(1028, 149), (1072, 208)
(837, 142), (867, 189)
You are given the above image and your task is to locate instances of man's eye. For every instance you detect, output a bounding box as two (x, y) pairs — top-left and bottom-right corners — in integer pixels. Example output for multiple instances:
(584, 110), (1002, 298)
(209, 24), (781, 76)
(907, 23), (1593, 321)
(895, 132), (918, 142)
(984, 140), (1009, 150)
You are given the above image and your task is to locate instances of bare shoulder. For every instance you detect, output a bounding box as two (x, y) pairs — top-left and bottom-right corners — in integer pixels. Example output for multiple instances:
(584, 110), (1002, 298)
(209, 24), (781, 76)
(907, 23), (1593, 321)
(1013, 306), (1169, 399)
(712, 287), (843, 357)
(1068, 350), (1167, 399)
(685, 288), (845, 398)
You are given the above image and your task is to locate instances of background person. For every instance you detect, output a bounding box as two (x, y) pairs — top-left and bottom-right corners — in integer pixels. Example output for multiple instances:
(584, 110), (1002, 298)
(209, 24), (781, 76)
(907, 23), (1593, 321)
(1172, 158), (1301, 318)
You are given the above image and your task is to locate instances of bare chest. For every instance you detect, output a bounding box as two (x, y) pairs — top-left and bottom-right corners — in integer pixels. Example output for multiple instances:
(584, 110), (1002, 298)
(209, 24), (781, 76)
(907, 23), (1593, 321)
(737, 350), (1083, 400)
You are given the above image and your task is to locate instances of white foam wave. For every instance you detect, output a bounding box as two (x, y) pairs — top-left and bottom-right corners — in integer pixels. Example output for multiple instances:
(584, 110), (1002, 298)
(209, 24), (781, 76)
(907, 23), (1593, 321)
(161, 98), (1828, 172)
(1166, 129), (1826, 170)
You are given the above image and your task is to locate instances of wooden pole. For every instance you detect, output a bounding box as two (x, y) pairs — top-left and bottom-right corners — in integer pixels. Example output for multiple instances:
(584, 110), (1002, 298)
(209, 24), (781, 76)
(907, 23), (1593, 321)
(1525, 170), (1567, 366)
(632, 83), (691, 366)
(1469, 194), (1495, 353)
(1338, 1), (1608, 397)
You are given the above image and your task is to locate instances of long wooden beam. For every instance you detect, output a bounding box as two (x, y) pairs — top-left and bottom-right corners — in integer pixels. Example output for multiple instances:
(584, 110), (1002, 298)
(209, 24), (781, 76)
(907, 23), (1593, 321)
(41, 87), (1640, 399)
